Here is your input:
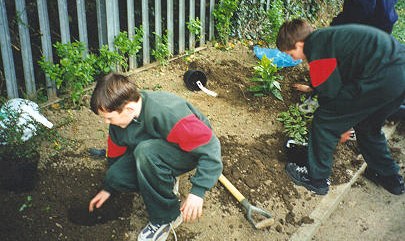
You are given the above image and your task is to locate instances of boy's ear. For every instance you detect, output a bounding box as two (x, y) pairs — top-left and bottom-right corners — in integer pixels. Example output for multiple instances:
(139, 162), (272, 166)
(123, 102), (137, 112)
(295, 41), (304, 49)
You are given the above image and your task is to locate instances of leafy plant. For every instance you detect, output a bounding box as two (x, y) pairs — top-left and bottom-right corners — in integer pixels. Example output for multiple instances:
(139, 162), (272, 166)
(231, 0), (284, 45)
(277, 95), (317, 144)
(113, 28), (143, 71)
(265, 0), (285, 43)
(152, 32), (171, 65)
(95, 45), (126, 74)
(187, 17), (202, 37)
(248, 55), (283, 100)
(39, 41), (97, 106)
(213, 0), (240, 45)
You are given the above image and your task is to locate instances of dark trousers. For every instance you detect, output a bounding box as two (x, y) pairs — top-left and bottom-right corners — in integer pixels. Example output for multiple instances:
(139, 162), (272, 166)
(308, 65), (405, 179)
(104, 139), (198, 224)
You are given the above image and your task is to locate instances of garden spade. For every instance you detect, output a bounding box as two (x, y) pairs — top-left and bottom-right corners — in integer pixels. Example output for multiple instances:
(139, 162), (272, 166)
(218, 174), (274, 229)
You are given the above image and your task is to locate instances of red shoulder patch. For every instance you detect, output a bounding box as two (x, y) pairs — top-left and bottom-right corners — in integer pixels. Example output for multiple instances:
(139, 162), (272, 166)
(107, 136), (127, 158)
(167, 114), (212, 152)
(309, 58), (337, 87)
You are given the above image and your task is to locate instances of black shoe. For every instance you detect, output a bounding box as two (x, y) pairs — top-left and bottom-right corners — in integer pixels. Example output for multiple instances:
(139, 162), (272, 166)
(285, 163), (330, 195)
(363, 168), (405, 195)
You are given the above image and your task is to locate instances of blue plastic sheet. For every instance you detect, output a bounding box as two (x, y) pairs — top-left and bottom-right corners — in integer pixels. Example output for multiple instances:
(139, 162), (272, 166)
(253, 46), (302, 67)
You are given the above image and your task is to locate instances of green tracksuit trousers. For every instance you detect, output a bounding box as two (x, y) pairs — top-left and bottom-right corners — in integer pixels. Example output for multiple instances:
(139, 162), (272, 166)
(104, 139), (199, 224)
(308, 65), (405, 179)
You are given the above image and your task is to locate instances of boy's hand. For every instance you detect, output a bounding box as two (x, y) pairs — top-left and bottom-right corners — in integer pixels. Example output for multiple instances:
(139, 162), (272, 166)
(293, 83), (313, 93)
(180, 193), (203, 223)
(89, 190), (111, 212)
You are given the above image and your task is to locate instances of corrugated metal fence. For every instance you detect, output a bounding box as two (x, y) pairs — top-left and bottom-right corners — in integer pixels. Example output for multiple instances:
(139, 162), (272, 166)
(0, 0), (271, 100)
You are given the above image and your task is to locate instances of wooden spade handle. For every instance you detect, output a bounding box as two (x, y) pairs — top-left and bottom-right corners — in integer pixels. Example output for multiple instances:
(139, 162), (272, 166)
(218, 174), (245, 203)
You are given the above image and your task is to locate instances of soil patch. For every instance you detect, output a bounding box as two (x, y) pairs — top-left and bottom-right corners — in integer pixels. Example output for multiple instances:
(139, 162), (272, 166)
(0, 43), (361, 240)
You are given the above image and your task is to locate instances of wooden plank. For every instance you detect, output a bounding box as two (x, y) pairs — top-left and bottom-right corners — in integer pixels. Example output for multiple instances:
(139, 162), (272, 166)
(106, 0), (116, 50)
(155, 0), (162, 38)
(76, 0), (88, 56)
(179, 0), (185, 53)
(189, 0), (195, 50)
(0, 0), (18, 98)
(57, 0), (70, 44)
(16, 0), (36, 96)
(37, 0), (57, 98)
(127, 0), (137, 69)
(209, 0), (214, 41)
(199, 0), (205, 45)
(142, 0), (150, 64)
(167, 0), (174, 54)
(96, 0), (107, 48)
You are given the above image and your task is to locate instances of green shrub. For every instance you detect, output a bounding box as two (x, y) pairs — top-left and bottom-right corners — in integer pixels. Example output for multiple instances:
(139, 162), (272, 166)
(213, 0), (240, 44)
(39, 41), (97, 106)
(152, 32), (171, 65)
(277, 95), (317, 144)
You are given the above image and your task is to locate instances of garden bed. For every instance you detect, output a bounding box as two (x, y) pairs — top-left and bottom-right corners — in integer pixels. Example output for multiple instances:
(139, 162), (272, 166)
(0, 43), (361, 241)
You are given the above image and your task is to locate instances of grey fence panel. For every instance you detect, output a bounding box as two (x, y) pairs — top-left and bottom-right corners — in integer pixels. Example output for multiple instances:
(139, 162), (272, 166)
(189, 0), (195, 50)
(37, 0), (57, 98)
(57, 0), (70, 44)
(16, 0), (36, 97)
(127, 0), (137, 69)
(142, 0), (150, 64)
(209, 0), (214, 41)
(167, 0), (174, 54)
(96, 0), (107, 48)
(179, 0), (185, 53)
(199, 0), (205, 45)
(0, 0), (18, 98)
(76, 0), (88, 56)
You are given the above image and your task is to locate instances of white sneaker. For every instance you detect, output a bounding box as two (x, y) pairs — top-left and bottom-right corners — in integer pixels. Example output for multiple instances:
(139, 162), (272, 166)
(137, 214), (183, 241)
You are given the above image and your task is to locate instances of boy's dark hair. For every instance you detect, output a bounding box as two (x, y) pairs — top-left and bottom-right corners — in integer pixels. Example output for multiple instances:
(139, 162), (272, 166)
(276, 19), (314, 51)
(90, 72), (141, 114)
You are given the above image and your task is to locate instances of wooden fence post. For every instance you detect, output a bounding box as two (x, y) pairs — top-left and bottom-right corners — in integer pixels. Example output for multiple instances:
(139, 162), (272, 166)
(142, 0), (150, 64)
(37, 0), (57, 99)
(127, 0), (137, 69)
(57, 0), (70, 44)
(167, 0), (174, 54)
(76, 0), (88, 56)
(16, 0), (36, 97)
(0, 0), (18, 98)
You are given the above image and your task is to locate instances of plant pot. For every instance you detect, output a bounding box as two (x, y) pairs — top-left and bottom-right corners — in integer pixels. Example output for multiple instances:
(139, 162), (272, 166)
(183, 70), (207, 91)
(285, 140), (308, 167)
(0, 151), (39, 192)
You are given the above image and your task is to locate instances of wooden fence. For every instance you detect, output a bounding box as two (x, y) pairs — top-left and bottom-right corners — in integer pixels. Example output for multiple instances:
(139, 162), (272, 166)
(0, 0), (272, 100)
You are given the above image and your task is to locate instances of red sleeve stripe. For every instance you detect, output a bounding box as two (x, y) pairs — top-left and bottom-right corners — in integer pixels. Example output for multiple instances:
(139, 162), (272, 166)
(107, 135), (127, 158)
(167, 114), (212, 152)
(309, 58), (337, 87)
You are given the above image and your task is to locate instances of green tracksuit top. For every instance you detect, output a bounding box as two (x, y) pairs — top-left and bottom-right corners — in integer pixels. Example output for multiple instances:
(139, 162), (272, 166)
(303, 24), (405, 106)
(105, 91), (223, 198)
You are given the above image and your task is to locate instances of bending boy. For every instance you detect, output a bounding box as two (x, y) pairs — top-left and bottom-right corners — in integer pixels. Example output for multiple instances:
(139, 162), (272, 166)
(88, 73), (223, 241)
(277, 19), (405, 195)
